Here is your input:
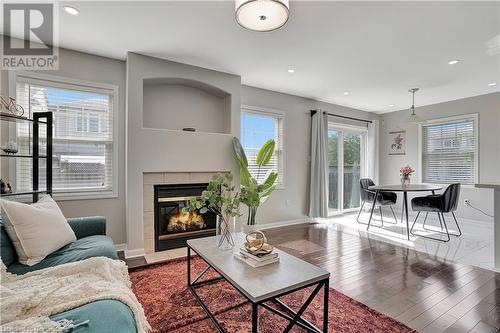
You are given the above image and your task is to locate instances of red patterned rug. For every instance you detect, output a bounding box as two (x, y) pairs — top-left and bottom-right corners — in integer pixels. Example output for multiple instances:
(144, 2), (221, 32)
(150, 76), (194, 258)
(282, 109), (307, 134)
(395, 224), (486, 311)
(129, 257), (417, 333)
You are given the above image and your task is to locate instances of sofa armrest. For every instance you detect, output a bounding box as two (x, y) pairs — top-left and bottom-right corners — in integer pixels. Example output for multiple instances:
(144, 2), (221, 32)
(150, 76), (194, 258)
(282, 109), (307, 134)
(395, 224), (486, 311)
(67, 216), (106, 239)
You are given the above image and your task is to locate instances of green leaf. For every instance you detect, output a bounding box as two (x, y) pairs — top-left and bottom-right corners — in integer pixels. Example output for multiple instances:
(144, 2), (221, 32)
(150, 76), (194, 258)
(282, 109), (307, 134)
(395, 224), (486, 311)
(262, 171), (278, 190)
(240, 167), (252, 187)
(232, 137), (248, 168)
(256, 139), (275, 167)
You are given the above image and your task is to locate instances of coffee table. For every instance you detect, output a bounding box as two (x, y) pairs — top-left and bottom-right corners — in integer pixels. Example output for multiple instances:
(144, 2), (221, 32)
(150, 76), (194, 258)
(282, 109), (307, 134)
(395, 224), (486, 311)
(187, 234), (330, 333)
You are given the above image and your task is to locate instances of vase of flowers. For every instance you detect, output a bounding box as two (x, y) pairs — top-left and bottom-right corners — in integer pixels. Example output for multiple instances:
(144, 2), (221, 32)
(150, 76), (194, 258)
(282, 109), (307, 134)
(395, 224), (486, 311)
(400, 165), (415, 187)
(186, 174), (241, 250)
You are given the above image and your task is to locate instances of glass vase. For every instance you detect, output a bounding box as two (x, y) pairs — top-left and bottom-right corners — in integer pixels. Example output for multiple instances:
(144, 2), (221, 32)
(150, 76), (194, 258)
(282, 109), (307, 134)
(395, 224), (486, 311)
(401, 175), (411, 187)
(216, 214), (235, 250)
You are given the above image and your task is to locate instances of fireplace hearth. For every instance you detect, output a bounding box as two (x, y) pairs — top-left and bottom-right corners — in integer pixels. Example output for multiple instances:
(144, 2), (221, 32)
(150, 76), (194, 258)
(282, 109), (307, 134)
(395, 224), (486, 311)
(154, 183), (216, 251)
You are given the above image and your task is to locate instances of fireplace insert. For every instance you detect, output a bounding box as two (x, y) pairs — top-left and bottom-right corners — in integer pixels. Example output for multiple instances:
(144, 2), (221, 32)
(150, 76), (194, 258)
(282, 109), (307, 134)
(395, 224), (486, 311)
(154, 183), (216, 251)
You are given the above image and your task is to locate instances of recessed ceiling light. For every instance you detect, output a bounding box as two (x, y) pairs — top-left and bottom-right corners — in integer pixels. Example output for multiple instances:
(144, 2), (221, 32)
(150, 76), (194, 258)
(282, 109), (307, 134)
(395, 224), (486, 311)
(287, 69), (295, 73)
(343, 92), (350, 95)
(63, 6), (79, 15)
(448, 59), (460, 65)
(487, 82), (497, 86)
(389, 104), (395, 107)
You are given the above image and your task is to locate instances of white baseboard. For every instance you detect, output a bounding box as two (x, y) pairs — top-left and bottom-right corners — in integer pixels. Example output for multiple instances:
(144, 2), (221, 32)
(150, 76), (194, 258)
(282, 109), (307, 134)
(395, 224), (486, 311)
(254, 218), (313, 230)
(124, 248), (145, 259)
(115, 243), (127, 252)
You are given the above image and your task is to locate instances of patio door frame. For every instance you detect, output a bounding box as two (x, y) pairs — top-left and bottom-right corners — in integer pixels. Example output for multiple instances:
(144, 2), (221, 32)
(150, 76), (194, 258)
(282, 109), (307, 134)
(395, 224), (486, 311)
(328, 122), (368, 217)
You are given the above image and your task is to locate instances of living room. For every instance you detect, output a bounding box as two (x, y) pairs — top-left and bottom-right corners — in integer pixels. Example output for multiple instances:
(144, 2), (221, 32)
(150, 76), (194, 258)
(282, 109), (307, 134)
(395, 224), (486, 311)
(1, 1), (499, 332)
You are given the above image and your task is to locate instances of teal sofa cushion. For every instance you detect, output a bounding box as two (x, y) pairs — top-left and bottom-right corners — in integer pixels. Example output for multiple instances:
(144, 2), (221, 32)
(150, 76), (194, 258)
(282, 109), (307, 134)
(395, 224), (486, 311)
(50, 300), (137, 333)
(7, 235), (117, 275)
(0, 225), (17, 266)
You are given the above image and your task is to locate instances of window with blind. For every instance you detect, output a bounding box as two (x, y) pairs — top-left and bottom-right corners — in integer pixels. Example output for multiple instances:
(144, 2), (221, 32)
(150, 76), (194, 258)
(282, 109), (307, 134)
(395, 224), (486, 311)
(241, 110), (284, 186)
(15, 75), (116, 196)
(422, 116), (477, 184)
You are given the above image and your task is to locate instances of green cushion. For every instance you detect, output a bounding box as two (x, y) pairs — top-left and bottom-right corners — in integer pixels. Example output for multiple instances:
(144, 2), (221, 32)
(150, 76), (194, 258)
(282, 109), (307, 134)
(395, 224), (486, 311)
(0, 225), (17, 266)
(50, 300), (137, 333)
(7, 235), (118, 275)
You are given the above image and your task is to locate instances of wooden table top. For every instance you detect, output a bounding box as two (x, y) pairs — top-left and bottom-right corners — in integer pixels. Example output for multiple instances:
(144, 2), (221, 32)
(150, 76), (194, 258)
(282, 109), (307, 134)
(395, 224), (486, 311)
(369, 184), (442, 192)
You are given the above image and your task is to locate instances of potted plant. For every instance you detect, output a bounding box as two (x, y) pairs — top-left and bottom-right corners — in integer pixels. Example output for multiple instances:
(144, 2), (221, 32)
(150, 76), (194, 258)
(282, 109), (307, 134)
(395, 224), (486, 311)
(232, 137), (278, 227)
(185, 174), (241, 250)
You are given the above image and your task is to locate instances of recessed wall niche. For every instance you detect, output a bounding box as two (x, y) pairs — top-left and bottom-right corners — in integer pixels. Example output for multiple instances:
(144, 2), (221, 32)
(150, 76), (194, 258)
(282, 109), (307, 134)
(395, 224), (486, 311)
(142, 78), (231, 134)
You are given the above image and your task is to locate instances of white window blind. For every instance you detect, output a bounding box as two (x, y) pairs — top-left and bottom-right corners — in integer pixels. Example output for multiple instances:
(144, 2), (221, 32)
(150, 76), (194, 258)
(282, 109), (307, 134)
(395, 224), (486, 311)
(422, 117), (477, 184)
(15, 76), (115, 194)
(241, 110), (284, 186)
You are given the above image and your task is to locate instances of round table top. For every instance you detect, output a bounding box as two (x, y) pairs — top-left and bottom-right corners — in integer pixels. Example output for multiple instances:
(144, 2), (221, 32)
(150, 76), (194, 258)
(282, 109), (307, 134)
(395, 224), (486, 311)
(368, 184), (442, 192)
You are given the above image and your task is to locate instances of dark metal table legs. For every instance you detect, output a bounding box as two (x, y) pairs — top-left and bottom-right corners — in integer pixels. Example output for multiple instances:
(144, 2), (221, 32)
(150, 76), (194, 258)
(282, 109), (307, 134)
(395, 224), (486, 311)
(187, 246), (329, 333)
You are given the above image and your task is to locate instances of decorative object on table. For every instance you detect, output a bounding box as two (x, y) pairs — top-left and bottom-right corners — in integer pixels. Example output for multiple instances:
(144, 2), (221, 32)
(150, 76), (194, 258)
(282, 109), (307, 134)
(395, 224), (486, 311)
(389, 130), (406, 155)
(185, 173), (241, 250)
(400, 165), (415, 186)
(0, 95), (25, 117)
(1, 141), (18, 154)
(235, 230), (279, 268)
(233, 137), (278, 226)
(0, 178), (13, 194)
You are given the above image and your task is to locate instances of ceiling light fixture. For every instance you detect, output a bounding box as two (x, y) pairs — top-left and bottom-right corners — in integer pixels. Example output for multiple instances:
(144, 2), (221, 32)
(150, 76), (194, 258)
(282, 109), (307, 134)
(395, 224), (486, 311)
(448, 59), (460, 65)
(407, 88), (423, 124)
(343, 92), (350, 95)
(235, 0), (290, 32)
(63, 6), (80, 15)
(287, 69), (295, 73)
(488, 82), (497, 86)
(389, 104), (395, 107)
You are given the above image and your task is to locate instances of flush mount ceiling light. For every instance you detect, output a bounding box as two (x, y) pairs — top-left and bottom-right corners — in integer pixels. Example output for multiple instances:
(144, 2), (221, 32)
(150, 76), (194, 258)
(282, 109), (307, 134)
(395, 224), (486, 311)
(235, 0), (290, 32)
(63, 5), (79, 15)
(448, 59), (460, 65)
(407, 88), (423, 124)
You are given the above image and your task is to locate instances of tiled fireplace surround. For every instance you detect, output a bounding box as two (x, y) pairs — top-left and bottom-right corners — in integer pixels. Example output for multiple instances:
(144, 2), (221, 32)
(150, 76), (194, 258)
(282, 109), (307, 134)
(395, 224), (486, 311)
(142, 171), (224, 254)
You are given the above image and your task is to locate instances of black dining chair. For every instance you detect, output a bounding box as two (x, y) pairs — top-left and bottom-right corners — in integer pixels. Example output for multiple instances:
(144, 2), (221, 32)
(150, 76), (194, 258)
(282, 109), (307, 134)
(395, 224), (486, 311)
(410, 183), (462, 242)
(357, 178), (398, 227)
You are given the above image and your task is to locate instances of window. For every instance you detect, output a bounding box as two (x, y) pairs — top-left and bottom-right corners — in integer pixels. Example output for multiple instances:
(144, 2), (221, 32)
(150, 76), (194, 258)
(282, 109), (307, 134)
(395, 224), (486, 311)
(241, 108), (284, 187)
(421, 115), (478, 184)
(15, 74), (117, 198)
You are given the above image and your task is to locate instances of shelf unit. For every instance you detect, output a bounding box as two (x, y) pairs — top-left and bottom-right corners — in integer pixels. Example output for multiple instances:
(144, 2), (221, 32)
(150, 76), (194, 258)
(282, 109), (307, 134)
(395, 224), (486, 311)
(0, 112), (53, 202)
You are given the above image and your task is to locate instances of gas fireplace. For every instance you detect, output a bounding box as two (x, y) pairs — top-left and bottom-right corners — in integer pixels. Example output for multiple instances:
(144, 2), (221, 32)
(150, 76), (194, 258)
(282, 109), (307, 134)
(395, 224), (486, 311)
(154, 183), (216, 251)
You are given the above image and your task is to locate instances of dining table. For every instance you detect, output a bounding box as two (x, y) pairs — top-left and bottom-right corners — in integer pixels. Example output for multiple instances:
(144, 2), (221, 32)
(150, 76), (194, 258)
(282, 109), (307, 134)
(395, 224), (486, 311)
(367, 184), (443, 240)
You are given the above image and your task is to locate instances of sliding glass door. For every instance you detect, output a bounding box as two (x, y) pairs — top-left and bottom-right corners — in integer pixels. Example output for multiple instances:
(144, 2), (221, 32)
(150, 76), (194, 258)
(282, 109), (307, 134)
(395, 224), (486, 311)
(328, 125), (366, 215)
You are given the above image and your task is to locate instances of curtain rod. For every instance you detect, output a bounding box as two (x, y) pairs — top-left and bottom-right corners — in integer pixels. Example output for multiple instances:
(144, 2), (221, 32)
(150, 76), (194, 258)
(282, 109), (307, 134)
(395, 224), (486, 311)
(310, 110), (373, 124)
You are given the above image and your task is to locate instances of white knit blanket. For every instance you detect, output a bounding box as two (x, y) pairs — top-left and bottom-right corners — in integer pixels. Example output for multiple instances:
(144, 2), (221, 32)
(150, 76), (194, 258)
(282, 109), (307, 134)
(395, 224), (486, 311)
(0, 257), (150, 333)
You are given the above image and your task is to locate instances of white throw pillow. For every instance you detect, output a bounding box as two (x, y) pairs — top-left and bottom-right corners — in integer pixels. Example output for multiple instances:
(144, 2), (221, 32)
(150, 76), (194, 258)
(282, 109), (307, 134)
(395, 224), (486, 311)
(1, 196), (76, 266)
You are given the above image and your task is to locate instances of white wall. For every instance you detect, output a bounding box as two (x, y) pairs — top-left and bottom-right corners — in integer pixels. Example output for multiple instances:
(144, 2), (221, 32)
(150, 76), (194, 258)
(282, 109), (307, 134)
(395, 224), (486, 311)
(1, 48), (128, 244)
(379, 92), (500, 222)
(241, 85), (378, 224)
(125, 53), (241, 254)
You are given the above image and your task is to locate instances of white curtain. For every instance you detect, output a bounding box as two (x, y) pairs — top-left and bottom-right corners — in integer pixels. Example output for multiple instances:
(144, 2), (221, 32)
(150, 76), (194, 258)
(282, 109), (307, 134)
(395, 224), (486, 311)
(367, 119), (380, 184)
(309, 110), (329, 218)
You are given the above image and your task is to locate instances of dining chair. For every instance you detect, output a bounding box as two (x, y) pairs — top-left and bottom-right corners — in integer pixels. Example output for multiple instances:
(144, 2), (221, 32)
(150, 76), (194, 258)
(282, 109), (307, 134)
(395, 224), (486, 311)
(357, 178), (398, 227)
(409, 183), (462, 242)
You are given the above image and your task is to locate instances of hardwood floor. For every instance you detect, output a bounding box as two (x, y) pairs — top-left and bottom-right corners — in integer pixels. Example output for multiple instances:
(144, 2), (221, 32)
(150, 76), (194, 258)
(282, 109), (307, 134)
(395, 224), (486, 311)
(126, 222), (500, 332)
(264, 223), (500, 333)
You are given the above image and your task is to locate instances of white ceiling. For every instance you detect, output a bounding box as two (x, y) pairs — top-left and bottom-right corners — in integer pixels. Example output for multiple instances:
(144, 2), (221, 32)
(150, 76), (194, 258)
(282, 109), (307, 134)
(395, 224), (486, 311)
(7, 1), (500, 113)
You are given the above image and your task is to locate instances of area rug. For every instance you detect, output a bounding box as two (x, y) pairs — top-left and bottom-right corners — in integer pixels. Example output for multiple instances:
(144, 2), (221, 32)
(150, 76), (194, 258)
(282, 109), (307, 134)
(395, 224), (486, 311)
(129, 257), (417, 333)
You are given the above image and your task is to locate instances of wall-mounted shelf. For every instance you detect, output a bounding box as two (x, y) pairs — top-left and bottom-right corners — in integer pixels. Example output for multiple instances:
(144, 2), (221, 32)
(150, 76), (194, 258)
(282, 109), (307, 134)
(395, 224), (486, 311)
(0, 112), (52, 202)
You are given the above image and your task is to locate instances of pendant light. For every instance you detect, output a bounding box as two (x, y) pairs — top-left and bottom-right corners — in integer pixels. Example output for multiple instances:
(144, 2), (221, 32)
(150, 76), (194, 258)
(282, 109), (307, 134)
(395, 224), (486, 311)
(235, 0), (290, 32)
(407, 88), (423, 124)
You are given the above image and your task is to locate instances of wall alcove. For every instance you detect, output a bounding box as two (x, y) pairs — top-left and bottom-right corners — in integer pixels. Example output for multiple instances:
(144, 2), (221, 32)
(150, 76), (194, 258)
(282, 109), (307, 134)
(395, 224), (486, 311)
(143, 78), (232, 134)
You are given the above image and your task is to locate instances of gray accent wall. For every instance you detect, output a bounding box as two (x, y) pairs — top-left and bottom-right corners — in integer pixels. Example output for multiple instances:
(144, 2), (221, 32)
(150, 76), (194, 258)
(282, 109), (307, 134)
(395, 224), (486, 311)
(379, 92), (500, 222)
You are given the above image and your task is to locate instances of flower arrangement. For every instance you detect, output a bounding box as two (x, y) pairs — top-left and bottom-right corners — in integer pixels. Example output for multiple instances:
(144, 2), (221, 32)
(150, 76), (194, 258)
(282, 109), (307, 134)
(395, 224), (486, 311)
(400, 165), (415, 177)
(400, 165), (415, 186)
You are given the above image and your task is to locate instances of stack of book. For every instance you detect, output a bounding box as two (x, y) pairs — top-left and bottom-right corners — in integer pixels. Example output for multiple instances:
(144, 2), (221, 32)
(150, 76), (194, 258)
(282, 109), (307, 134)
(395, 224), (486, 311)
(234, 247), (279, 268)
